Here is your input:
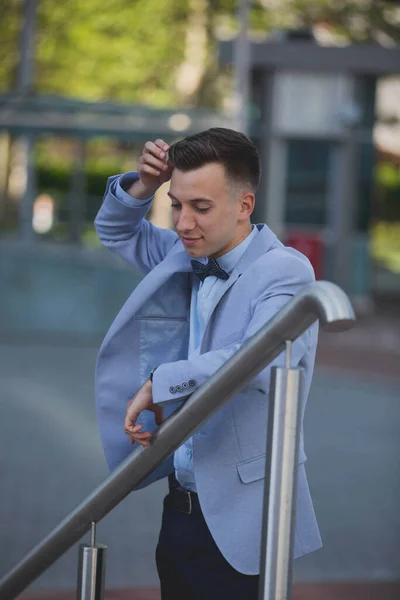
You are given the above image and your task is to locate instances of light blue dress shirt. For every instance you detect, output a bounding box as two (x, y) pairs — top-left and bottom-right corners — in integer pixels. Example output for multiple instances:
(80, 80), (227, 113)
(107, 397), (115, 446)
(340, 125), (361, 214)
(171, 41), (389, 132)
(173, 226), (258, 491)
(115, 176), (258, 492)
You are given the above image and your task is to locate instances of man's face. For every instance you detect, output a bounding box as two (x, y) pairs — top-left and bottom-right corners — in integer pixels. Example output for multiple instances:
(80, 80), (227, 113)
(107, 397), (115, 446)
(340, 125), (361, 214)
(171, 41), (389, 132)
(169, 163), (253, 259)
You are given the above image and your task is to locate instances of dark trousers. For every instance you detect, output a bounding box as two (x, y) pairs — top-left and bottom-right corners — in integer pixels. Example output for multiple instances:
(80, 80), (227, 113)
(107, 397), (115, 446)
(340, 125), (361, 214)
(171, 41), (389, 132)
(155, 477), (259, 600)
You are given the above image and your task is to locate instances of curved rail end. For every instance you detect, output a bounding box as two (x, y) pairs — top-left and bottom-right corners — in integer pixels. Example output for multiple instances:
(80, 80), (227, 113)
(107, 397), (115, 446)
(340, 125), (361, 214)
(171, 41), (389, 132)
(303, 281), (356, 333)
(323, 317), (355, 333)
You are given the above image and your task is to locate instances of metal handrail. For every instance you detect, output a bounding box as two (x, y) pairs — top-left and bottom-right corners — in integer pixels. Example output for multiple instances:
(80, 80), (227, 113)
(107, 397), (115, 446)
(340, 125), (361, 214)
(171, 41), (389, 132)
(0, 280), (355, 599)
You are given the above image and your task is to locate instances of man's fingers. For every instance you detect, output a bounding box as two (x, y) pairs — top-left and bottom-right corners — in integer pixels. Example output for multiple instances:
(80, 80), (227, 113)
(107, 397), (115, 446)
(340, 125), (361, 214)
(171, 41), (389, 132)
(128, 430), (152, 440)
(135, 439), (150, 447)
(124, 423), (152, 440)
(140, 164), (162, 177)
(128, 436), (149, 447)
(140, 153), (168, 172)
(154, 138), (169, 152)
(144, 141), (168, 161)
(128, 431), (152, 447)
(124, 410), (140, 432)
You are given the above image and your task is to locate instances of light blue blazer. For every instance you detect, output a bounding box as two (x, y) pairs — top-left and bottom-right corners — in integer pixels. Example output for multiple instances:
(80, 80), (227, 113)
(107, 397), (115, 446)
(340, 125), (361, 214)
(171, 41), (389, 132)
(94, 174), (322, 575)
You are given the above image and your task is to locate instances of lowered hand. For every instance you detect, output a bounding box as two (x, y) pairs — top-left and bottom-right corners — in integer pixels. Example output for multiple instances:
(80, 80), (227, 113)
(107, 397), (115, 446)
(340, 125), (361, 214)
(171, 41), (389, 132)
(124, 380), (164, 447)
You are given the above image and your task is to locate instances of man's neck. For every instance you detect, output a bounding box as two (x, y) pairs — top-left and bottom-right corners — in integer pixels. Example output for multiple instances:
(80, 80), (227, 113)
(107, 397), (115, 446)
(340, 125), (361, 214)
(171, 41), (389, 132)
(211, 223), (253, 259)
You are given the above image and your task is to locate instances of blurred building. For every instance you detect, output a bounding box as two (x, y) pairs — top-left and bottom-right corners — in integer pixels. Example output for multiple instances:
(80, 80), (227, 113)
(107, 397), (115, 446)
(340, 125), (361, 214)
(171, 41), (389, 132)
(220, 29), (400, 310)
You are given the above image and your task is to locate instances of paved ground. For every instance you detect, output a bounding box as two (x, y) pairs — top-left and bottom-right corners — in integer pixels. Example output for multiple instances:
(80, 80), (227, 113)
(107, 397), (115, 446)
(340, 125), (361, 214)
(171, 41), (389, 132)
(1, 313), (400, 594)
(19, 582), (400, 600)
(317, 308), (400, 383)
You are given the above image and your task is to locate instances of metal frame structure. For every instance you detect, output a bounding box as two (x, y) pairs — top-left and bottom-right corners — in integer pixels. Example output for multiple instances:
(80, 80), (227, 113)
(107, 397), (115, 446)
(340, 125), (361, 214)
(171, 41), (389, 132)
(0, 280), (355, 600)
(0, 93), (232, 139)
(0, 92), (233, 242)
(220, 39), (400, 75)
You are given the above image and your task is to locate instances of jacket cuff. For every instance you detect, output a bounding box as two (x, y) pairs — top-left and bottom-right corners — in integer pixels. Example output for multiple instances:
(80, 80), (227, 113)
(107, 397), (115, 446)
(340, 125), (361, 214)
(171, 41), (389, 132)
(114, 172), (155, 208)
(152, 363), (198, 404)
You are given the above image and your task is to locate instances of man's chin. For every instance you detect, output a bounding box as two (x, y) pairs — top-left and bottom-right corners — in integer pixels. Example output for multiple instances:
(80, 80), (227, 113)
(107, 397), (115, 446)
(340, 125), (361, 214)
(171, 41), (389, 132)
(185, 248), (204, 258)
(180, 240), (206, 257)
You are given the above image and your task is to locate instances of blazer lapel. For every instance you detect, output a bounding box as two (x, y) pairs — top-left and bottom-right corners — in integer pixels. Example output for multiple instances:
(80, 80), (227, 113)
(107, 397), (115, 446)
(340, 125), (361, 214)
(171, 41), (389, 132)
(234, 223), (278, 276)
(203, 268), (240, 326)
(199, 224), (278, 351)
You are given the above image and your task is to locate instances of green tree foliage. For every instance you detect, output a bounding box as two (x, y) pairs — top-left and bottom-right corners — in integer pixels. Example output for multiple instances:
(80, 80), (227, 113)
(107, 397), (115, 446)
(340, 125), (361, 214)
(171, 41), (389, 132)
(36, 0), (191, 106)
(0, 0), (399, 108)
(1, 0), (189, 106)
(0, 0), (21, 90)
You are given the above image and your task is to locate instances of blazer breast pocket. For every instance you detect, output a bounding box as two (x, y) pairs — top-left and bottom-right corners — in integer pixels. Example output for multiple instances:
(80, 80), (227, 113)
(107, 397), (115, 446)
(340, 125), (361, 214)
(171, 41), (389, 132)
(236, 454), (266, 484)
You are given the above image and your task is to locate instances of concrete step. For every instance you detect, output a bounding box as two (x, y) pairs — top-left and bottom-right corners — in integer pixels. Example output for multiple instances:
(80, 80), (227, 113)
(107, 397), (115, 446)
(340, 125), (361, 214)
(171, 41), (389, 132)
(19, 582), (400, 600)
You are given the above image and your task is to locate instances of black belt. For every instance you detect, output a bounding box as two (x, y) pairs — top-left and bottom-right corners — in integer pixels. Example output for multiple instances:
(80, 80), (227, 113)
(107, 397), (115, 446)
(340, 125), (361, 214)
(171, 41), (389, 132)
(167, 473), (202, 515)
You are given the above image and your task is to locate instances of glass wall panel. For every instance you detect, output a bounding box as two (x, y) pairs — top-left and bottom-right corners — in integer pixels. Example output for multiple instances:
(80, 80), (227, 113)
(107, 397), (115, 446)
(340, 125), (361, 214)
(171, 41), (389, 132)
(285, 139), (332, 226)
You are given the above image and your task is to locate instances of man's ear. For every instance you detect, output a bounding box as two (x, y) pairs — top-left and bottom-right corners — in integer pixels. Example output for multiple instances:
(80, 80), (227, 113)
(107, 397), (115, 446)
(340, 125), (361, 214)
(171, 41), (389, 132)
(239, 192), (255, 219)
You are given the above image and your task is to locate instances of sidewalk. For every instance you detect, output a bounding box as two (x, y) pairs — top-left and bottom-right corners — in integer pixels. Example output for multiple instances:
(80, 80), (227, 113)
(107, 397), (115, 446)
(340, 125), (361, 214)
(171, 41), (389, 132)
(20, 582), (400, 600)
(316, 309), (400, 381)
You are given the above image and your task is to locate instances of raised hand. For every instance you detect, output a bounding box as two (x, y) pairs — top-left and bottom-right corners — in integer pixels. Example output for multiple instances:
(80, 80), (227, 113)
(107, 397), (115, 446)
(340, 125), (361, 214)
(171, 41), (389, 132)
(128, 138), (173, 199)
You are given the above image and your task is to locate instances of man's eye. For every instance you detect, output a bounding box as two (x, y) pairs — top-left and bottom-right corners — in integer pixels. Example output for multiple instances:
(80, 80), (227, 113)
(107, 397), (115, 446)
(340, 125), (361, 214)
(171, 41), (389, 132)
(171, 204), (181, 209)
(195, 207), (210, 213)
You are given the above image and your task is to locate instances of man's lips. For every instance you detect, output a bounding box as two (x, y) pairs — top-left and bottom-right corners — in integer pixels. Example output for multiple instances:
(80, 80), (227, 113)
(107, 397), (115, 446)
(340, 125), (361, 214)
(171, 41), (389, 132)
(181, 236), (202, 244)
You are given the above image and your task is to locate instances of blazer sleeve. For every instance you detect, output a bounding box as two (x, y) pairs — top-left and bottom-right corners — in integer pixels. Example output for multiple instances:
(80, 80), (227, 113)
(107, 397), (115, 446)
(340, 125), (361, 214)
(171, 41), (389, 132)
(94, 172), (178, 273)
(151, 257), (316, 405)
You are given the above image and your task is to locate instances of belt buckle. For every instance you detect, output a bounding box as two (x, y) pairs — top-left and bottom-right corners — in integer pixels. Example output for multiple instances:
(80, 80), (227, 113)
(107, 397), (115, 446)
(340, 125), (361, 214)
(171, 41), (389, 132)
(178, 489), (192, 515)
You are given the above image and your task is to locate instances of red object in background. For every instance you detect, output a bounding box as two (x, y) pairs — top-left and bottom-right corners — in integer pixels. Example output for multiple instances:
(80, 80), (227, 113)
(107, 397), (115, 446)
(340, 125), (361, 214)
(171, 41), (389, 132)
(286, 232), (324, 280)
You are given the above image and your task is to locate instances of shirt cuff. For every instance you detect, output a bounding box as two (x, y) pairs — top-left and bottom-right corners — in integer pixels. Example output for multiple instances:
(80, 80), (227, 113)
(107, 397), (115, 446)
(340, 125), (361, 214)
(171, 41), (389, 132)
(115, 172), (155, 208)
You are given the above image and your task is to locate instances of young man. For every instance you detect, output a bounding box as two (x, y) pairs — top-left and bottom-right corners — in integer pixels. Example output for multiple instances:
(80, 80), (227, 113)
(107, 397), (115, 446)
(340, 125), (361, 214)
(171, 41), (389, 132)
(94, 128), (322, 599)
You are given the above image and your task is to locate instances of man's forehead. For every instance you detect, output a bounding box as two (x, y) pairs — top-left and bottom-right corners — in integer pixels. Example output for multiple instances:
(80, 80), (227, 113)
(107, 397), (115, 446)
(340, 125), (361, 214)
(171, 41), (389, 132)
(172, 162), (225, 179)
(170, 164), (228, 194)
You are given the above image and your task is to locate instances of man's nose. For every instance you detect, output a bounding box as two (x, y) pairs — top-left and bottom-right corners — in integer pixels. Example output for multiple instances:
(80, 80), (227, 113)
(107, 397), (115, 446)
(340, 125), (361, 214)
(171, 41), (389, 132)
(176, 209), (196, 232)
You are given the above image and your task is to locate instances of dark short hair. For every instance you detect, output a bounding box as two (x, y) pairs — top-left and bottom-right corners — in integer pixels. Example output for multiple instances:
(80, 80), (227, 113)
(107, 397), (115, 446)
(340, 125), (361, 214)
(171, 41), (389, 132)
(168, 127), (261, 192)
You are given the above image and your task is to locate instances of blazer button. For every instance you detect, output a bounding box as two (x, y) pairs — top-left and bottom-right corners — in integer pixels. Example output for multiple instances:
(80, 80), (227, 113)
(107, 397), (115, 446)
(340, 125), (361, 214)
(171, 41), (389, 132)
(189, 380), (196, 387)
(182, 382), (189, 390)
(175, 385), (182, 393)
(169, 386), (176, 394)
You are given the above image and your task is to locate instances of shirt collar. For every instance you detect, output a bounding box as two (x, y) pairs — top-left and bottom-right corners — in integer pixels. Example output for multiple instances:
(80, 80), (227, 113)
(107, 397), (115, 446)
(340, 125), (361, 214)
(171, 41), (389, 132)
(199, 225), (258, 274)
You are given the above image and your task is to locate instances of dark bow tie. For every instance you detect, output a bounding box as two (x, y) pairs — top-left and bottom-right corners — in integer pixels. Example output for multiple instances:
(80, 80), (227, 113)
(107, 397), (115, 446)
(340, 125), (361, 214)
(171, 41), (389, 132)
(191, 258), (230, 282)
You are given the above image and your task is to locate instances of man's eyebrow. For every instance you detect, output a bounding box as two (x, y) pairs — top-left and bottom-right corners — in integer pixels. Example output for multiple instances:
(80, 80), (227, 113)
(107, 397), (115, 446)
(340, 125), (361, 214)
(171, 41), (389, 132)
(168, 192), (214, 204)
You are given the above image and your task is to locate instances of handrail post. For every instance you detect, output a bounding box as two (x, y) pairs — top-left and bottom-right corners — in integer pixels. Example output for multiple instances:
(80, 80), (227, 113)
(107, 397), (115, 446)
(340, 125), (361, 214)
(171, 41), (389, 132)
(76, 522), (107, 600)
(259, 341), (303, 600)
